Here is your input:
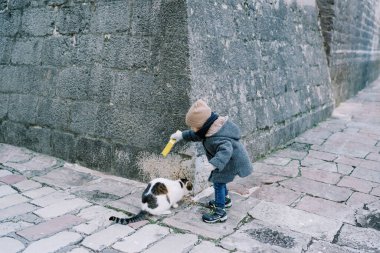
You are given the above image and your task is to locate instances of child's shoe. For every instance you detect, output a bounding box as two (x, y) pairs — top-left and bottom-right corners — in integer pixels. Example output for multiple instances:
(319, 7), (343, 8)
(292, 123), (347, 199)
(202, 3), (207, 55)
(202, 207), (227, 223)
(208, 195), (232, 209)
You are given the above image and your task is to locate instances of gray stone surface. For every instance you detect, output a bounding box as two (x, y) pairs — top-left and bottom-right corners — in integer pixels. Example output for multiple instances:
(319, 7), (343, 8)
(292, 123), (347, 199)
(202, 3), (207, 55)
(336, 224), (380, 252)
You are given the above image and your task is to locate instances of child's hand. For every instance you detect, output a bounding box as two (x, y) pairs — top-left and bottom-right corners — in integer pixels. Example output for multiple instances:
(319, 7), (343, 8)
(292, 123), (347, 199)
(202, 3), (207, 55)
(170, 130), (183, 141)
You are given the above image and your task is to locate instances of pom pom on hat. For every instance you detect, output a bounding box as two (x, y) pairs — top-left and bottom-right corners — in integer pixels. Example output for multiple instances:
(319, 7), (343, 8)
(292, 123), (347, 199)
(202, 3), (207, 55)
(185, 99), (212, 129)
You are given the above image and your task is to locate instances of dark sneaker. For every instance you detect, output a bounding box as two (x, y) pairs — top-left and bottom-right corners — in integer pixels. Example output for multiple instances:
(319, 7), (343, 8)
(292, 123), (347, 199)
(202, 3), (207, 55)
(202, 208), (227, 223)
(208, 195), (232, 209)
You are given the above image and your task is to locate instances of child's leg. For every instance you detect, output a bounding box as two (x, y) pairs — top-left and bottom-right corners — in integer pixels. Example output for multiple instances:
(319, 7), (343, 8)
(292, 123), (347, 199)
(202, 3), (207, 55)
(213, 182), (227, 209)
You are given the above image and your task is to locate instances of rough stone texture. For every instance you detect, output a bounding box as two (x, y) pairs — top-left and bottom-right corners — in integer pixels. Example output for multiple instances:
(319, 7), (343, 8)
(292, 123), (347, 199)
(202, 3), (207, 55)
(249, 201), (342, 241)
(143, 234), (198, 253)
(0, 237), (25, 253)
(336, 224), (380, 252)
(23, 231), (82, 253)
(307, 240), (362, 253)
(220, 220), (311, 253)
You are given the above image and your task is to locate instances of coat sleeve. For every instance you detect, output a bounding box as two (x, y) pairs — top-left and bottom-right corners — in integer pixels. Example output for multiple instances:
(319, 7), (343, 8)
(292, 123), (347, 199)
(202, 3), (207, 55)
(182, 130), (202, 142)
(208, 140), (233, 172)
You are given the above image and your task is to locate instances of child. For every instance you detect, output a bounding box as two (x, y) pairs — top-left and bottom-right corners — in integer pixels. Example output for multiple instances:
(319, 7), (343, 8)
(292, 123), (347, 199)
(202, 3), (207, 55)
(170, 99), (253, 223)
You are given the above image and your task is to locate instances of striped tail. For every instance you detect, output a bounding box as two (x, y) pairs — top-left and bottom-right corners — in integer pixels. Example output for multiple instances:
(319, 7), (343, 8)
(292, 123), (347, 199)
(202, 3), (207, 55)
(109, 210), (148, 225)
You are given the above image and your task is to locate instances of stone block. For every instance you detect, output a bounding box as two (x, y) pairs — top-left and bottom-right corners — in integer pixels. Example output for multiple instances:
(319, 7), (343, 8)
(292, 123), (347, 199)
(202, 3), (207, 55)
(338, 176), (378, 193)
(0, 194), (29, 209)
(0, 121), (27, 146)
(220, 220), (311, 253)
(253, 161), (300, 178)
(189, 241), (228, 253)
(87, 64), (112, 103)
(23, 187), (56, 199)
(40, 36), (75, 67)
(0, 202), (37, 220)
(56, 4), (91, 34)
(23, 126), (52, 154)
(23, 231), (82, 253)
(4, 154), (59, 173)
(336, 224), (380, 252)
(300, 167), (341, 184)
(112, 224), (170, 253)
(371, 186), (380, 197)
(51, 130), (76, 162)
(17, 214), (85, 241)
(21, 7), (55, 36)
(346, 192), (379, 208)
(76, 137), (112, 172)
(0, 10), (21, 36)
(351, 168), (380, 184)
(31, 191), (74, 207)
(143, 234), (198, 253)
(70, 101), (98, 135)
(8, 0), (30, 9)
(0, 237), (25, 253)
(0, 174), (26, 184)
(57, 66), (91, 100)
(0, 37), (13, 64)
(0, 184), (17, 197)
(33, 198), (91, 219)
(11, 38), (42, 65)
(81, 224), (134, 251)
(307, 240), (362, 253)
(37, 98), (70, 129)
(295, 195), (355, 224)
(90, 1), (130, 33)
(8, 95), (38, 124)
(0, 221), (32, 237)
(251, 185), (301, 205)
(249, 201), (342, 241)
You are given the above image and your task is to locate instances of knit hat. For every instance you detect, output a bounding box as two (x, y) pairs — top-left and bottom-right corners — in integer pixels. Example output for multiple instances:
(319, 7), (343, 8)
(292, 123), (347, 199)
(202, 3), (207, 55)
(185, 99), (212, 129)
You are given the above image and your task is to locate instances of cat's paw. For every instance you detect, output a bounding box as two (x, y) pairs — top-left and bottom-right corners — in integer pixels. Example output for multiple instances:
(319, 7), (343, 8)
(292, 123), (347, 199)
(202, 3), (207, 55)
(172, 203), (178, 208)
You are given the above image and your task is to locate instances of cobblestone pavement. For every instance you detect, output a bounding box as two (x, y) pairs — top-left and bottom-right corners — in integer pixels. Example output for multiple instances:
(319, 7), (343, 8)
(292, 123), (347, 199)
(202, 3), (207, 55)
(1, 80), (380, 253)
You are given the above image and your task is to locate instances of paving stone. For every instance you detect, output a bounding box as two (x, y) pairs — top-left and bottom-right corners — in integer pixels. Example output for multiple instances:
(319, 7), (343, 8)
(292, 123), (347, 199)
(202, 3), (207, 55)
(337, 163), (355, 175)
(335, 156), (362, 167)
(301, 167), (341, 184)
(189, 241), (229, 253)
(33, 198), (92, 218)
(0, 169), (12, 177)
(0, 203), (37, 220)
(0, 237), (25, 253)
(346, 192), (379, 208)
(280, 177), (353, 202)
(262, 156), (292, 166)
(0, 193), (29, 209)
(0, 184), (17, 197)
(0, 174), (26, 184)
(107, 190), (143, 215)
(371, 186), (380, 197)
(308, 150), (338, 162)
(338, 176), (378, 193)
(295, 196), (356, 224)
(272, 149), (308, 160)
(23, 231), (82, 253)
(307, 240), (362, 253)
(234, 172), (288, 186)
(0, 144), (33, 163)
(23, 187), (56, 199)
(164, 197), (260, 239)
(253, 161), (300, 178)
(34, 166), (98, 189)
(81, 224), (134, 251)
(67, 248), (91, 253)
(31, 191), (75, 207)
(336, 224), (380, 252)
(112, 224), (170, 253)
(301, 157), (337, 173)
(359, 159), (380, 172)
(73, 178), (136, 198)
(4, 155), (58, 173)
(351, 168), (380, 183)
(295, 129), (329, 145)
(143, 234), (198, 253)
(249, 201), (342, 241)
(0, 221), (33, 236)
(17, 214), (85, 241)
(220, 220), (311, 253)
(74, 205), (125, 235)
(366, 152), (380, 162)
(13, 180), (42, 192)
(251, 185), (301, 205)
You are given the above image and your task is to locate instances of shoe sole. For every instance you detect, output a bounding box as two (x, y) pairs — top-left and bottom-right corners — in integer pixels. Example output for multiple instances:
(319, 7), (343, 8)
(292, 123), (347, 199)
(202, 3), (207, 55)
(208, 203), (232, 209)
(202, 215), (228, 223)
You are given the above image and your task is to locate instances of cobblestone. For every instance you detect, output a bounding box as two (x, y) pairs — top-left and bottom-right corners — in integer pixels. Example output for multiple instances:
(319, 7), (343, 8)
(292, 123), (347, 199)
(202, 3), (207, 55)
(23, 231), (82, 253)
(336, 224), (380, 252)
(143, 234), (198, 253)
(33, 198), (91, 219)
(0, 237), (25, 253)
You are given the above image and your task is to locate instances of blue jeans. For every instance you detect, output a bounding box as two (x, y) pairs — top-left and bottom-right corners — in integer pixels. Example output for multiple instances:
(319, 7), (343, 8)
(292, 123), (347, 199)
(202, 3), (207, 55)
(214, 183), (228, 209)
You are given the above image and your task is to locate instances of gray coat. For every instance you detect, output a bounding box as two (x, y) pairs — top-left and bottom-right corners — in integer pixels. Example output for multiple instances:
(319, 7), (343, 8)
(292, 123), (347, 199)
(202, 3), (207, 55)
(182, 120), (253, 183)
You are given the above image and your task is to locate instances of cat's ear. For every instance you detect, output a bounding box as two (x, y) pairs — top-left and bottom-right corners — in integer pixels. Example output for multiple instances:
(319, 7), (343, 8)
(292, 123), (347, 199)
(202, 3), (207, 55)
(180, 178), (189, 184)
(185, 181), (193, 191)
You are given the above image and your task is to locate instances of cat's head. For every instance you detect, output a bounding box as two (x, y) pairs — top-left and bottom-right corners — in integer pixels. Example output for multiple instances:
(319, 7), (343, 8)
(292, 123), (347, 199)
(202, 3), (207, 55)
(179, 178), (193, 194)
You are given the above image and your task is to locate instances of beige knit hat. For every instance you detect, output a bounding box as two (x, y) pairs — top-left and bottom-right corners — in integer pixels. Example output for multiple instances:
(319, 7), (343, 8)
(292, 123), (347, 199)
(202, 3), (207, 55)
(185, 99), (212, 129)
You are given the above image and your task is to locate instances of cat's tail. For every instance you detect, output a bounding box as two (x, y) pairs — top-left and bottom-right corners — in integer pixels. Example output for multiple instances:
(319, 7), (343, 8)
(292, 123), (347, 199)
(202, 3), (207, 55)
(109, 210), (148, 225)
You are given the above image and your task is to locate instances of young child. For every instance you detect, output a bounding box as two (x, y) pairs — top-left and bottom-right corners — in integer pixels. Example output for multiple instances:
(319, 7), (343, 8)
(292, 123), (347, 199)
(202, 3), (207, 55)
(170, 99), (253, 223)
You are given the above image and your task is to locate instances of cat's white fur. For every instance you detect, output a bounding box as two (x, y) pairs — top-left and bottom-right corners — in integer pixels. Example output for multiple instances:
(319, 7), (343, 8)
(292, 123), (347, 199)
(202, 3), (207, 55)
(141, 178), (192, 216)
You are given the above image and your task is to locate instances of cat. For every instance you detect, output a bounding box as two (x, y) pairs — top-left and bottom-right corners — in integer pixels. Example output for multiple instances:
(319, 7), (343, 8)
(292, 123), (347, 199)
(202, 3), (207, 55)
(109, 178), (193, 225)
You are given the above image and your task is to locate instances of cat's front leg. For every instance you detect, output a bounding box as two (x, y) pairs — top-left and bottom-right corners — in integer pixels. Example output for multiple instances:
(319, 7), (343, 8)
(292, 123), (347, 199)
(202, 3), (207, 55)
(161, 210), (172, 215)
(172, 203), (178, 208)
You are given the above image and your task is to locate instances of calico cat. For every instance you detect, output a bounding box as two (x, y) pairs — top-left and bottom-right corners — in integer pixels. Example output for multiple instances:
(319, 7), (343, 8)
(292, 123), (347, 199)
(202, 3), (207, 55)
(109, 178), (193, 224)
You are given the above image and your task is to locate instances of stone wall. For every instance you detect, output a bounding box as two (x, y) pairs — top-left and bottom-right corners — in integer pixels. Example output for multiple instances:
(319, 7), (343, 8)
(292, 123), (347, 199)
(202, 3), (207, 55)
(318, 0), (380, 104)
(0, 0), (379, 187)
